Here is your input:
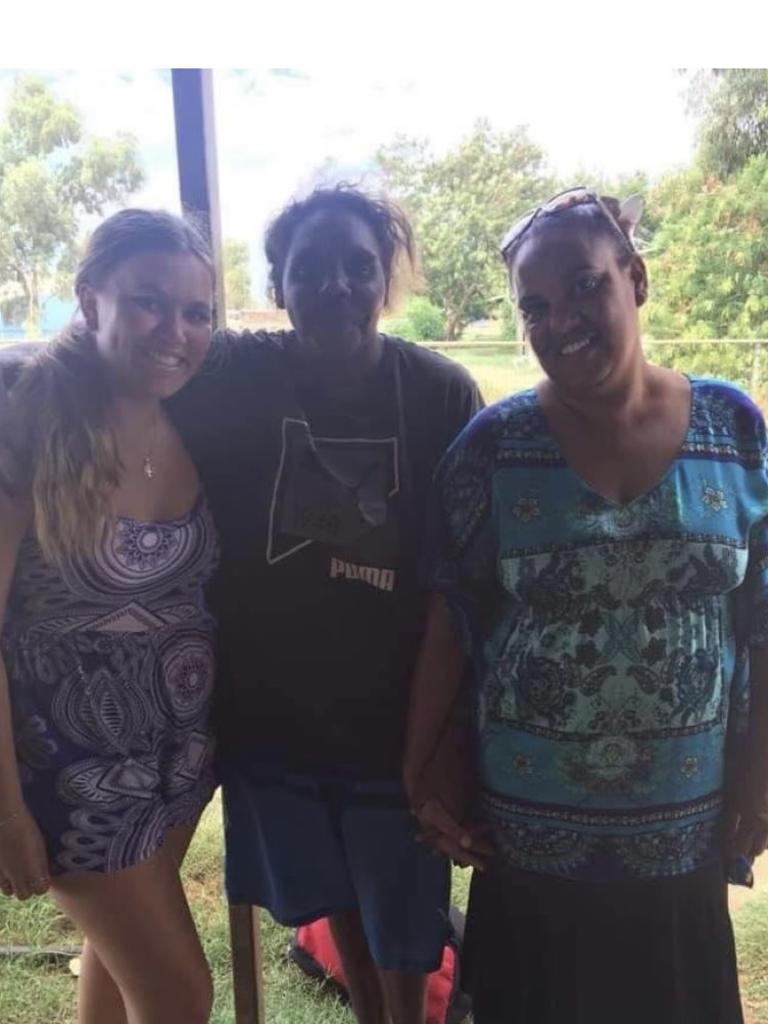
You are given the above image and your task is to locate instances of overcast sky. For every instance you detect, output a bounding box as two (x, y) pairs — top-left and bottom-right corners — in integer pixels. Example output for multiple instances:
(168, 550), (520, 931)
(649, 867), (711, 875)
(0, 68), (699, 300)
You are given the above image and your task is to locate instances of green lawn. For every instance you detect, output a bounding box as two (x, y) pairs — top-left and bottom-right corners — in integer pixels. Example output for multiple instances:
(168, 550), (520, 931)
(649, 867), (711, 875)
(437, 345), (540, 405)
(1, 798), (766, 1023)
(0, 798), (465, 1024)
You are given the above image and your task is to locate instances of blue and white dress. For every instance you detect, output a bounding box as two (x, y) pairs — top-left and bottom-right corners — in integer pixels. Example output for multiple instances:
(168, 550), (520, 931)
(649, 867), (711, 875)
(2, 496), (219, 875)
(432, 377), (768, 882)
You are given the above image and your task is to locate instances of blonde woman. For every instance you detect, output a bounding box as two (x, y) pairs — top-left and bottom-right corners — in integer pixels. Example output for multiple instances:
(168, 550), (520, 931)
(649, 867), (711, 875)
(0, 209), (218, 1024)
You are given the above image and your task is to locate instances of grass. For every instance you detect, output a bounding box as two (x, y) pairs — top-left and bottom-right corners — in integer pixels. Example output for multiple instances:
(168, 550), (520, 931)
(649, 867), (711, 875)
(1, 799), (767, 1023)
(0, 798), (467, 1024)
(437, 346), (540, 404)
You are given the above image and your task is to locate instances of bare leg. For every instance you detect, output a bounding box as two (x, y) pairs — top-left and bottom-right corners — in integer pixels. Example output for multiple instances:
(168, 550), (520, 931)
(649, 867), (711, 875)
(51, 824), (211, 1024)
(77, 940), (130, 1024)
(329, 910), (389, 1024)
(74, 823), (200, 1024)
(379, 970), (428, 1024)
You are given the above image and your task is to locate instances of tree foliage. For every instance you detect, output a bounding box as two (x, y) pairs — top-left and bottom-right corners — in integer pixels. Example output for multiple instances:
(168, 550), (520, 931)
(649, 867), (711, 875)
(0, 76), (143, 332)
(385, 296), (446, 342)
(644, 155), (768, 340)
(223, 238), (252, 310)
(377, 120), (551, 339)
(686, 69), (768, 178)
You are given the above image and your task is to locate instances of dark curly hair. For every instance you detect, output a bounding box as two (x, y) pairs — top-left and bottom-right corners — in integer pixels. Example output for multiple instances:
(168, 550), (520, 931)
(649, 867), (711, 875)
(265, 184), (416, 309)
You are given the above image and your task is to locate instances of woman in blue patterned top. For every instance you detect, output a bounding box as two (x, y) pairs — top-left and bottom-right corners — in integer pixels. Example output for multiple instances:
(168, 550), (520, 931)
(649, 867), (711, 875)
(404, 189), (768, 1023)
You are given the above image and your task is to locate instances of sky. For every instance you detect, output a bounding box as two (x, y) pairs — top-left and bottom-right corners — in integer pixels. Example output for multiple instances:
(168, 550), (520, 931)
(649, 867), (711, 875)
(0, 68), (699, 301)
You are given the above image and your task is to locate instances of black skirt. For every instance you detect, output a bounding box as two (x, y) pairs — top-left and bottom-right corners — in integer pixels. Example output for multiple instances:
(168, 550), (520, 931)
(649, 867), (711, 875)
(463, 861), (743, 1024)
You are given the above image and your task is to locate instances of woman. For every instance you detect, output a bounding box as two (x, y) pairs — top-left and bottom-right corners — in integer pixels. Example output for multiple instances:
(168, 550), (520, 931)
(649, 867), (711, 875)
(0, 209), (218, 1024)
(169, 185), (482, 1024)
(405, 188), (768, 1023)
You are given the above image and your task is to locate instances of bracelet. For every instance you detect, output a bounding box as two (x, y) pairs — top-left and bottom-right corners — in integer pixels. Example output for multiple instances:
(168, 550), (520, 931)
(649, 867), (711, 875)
(0, 810), (20, 830)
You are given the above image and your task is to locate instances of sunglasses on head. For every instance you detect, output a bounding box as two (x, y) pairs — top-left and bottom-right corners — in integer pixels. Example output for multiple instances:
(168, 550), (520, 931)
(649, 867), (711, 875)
(499, 186), (636, 261)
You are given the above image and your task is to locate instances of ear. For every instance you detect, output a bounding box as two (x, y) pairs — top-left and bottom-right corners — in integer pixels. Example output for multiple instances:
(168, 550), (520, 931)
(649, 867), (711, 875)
(619, 195), (644, 244)
(629, 254), (648, 308)
(78, 284), (99, 331)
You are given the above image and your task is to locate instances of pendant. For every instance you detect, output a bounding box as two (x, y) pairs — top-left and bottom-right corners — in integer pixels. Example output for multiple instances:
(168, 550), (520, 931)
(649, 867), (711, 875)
(143, 456), (154, 480)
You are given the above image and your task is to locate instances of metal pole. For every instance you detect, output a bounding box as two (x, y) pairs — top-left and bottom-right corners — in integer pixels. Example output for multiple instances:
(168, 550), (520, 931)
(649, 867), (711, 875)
(170, 68), (265, 1024)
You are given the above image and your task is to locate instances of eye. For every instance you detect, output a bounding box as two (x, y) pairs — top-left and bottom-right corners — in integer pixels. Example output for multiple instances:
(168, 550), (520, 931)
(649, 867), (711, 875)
(290, 256), (315, 283)
(520, 303), (546, 326)
(574, 274), (602, 298)
(187, 307), (213, 326)
(132, 295), (161, 313)
(347, 253), (376, 280)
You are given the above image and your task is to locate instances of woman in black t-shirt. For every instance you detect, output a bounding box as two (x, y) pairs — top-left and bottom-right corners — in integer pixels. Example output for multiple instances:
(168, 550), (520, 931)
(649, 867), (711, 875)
(169, 186), (482, 1024)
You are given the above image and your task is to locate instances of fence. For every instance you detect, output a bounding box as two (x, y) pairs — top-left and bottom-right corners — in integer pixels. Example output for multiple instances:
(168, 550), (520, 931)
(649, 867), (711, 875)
(424, 339), (768, 401)
(3, 335), (767, 401)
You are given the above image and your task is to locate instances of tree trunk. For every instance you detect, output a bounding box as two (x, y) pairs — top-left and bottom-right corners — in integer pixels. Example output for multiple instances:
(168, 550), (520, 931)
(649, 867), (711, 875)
(25, 268), (41, 339)
(446, 312), (460, 341)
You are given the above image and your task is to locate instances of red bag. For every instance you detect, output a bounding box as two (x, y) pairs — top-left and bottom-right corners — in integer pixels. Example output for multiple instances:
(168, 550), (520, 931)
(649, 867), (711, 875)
(289, 911), (470, 1024)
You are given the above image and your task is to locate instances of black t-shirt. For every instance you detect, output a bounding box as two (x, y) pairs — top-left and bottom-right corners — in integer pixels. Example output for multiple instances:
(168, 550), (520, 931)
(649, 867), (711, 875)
(167, 331), (482, 778)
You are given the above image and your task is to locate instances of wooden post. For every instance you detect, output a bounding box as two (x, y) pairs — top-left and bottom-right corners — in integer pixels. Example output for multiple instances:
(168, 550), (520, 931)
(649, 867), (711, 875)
(229, 906), (267, 1024)
(751, 340), (762, 397)
(171, 68), (227, 323)
(170, 68), (266, 1024)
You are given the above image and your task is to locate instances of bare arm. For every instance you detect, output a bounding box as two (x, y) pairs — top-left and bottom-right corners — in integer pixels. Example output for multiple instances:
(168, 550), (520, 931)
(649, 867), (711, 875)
(0, 497), (28, 810)
(730, 646), (768, 860)
(0, 489), (51, 899)
(403, 593), (466, 799)
(404, 594), (492, 869)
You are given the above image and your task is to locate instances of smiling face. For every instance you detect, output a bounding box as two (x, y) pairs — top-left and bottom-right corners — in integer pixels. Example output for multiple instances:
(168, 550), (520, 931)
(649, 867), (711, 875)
(280, 209), (387, 360)
(511, 223), (647, 397)
(80, 250), (214, 400)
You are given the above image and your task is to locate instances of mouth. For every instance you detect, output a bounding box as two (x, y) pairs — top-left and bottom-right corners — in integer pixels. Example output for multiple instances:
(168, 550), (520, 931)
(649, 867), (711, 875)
(559, 334), (597, 358)
(313, 313), (363, 333)
(142, 348), (187, 371)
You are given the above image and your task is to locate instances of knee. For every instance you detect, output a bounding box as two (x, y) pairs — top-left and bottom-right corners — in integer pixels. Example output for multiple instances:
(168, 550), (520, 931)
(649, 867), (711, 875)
(175, 964), (214, 1024)
(140, 962), (213, 1024)
(329, 912), (374, 970)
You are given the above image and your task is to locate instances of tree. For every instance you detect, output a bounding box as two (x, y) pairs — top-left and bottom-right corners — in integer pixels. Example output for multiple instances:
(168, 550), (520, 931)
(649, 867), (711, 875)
(685, 69), (768, 178)
(0, 76), (143, 333)
(644, 155), (768, 340)
(377, 120), (551, 340)
(385, 296), (446, 342)
(223, 239), (252, 310)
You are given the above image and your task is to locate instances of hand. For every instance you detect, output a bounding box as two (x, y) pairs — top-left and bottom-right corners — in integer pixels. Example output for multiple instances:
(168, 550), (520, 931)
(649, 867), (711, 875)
(728, 808), (768, 862)
(0, 808), (51, 900)
(414, 797), (494, 870)
(405, 705), (476, 822)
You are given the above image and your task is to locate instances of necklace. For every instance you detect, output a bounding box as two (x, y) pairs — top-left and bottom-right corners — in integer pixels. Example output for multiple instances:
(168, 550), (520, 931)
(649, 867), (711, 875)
(141, 413), (161, 481)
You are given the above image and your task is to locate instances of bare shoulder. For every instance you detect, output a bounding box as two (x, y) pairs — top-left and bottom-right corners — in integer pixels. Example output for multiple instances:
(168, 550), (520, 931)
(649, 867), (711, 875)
(648, 364), (692, 418)
(650, 364), (691, 399)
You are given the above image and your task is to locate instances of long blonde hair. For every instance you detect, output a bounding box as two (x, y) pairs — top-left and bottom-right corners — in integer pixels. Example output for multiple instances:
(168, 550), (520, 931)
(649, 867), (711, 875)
(3, 208), (213, 567)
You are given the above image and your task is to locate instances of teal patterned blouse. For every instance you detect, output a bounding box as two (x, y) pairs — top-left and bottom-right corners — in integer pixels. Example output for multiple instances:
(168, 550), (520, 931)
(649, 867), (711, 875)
(432, 378), (768, 881)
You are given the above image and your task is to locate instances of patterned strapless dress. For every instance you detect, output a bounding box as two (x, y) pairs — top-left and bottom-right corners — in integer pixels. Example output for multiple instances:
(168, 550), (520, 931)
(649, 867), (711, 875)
(2, 495), (219, 875)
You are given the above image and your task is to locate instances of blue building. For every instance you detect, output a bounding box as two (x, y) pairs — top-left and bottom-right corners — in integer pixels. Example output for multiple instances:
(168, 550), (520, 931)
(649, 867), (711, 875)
(0, 295), (77, 342)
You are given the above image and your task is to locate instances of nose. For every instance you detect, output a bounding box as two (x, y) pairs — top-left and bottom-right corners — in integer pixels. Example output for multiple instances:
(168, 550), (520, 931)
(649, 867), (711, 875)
(159, 308), (186, 347)
(548, 302), (581, 336)
(319, 264), (351, 297)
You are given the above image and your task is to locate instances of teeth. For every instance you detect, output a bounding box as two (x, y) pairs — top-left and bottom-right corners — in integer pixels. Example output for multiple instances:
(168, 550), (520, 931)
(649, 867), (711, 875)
(146, 350), (183, 369)
(561, 337), (593, 356)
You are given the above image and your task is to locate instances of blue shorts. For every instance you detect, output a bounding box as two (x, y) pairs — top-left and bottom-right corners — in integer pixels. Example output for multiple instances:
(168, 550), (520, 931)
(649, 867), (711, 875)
(221, 760), (451, 972)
